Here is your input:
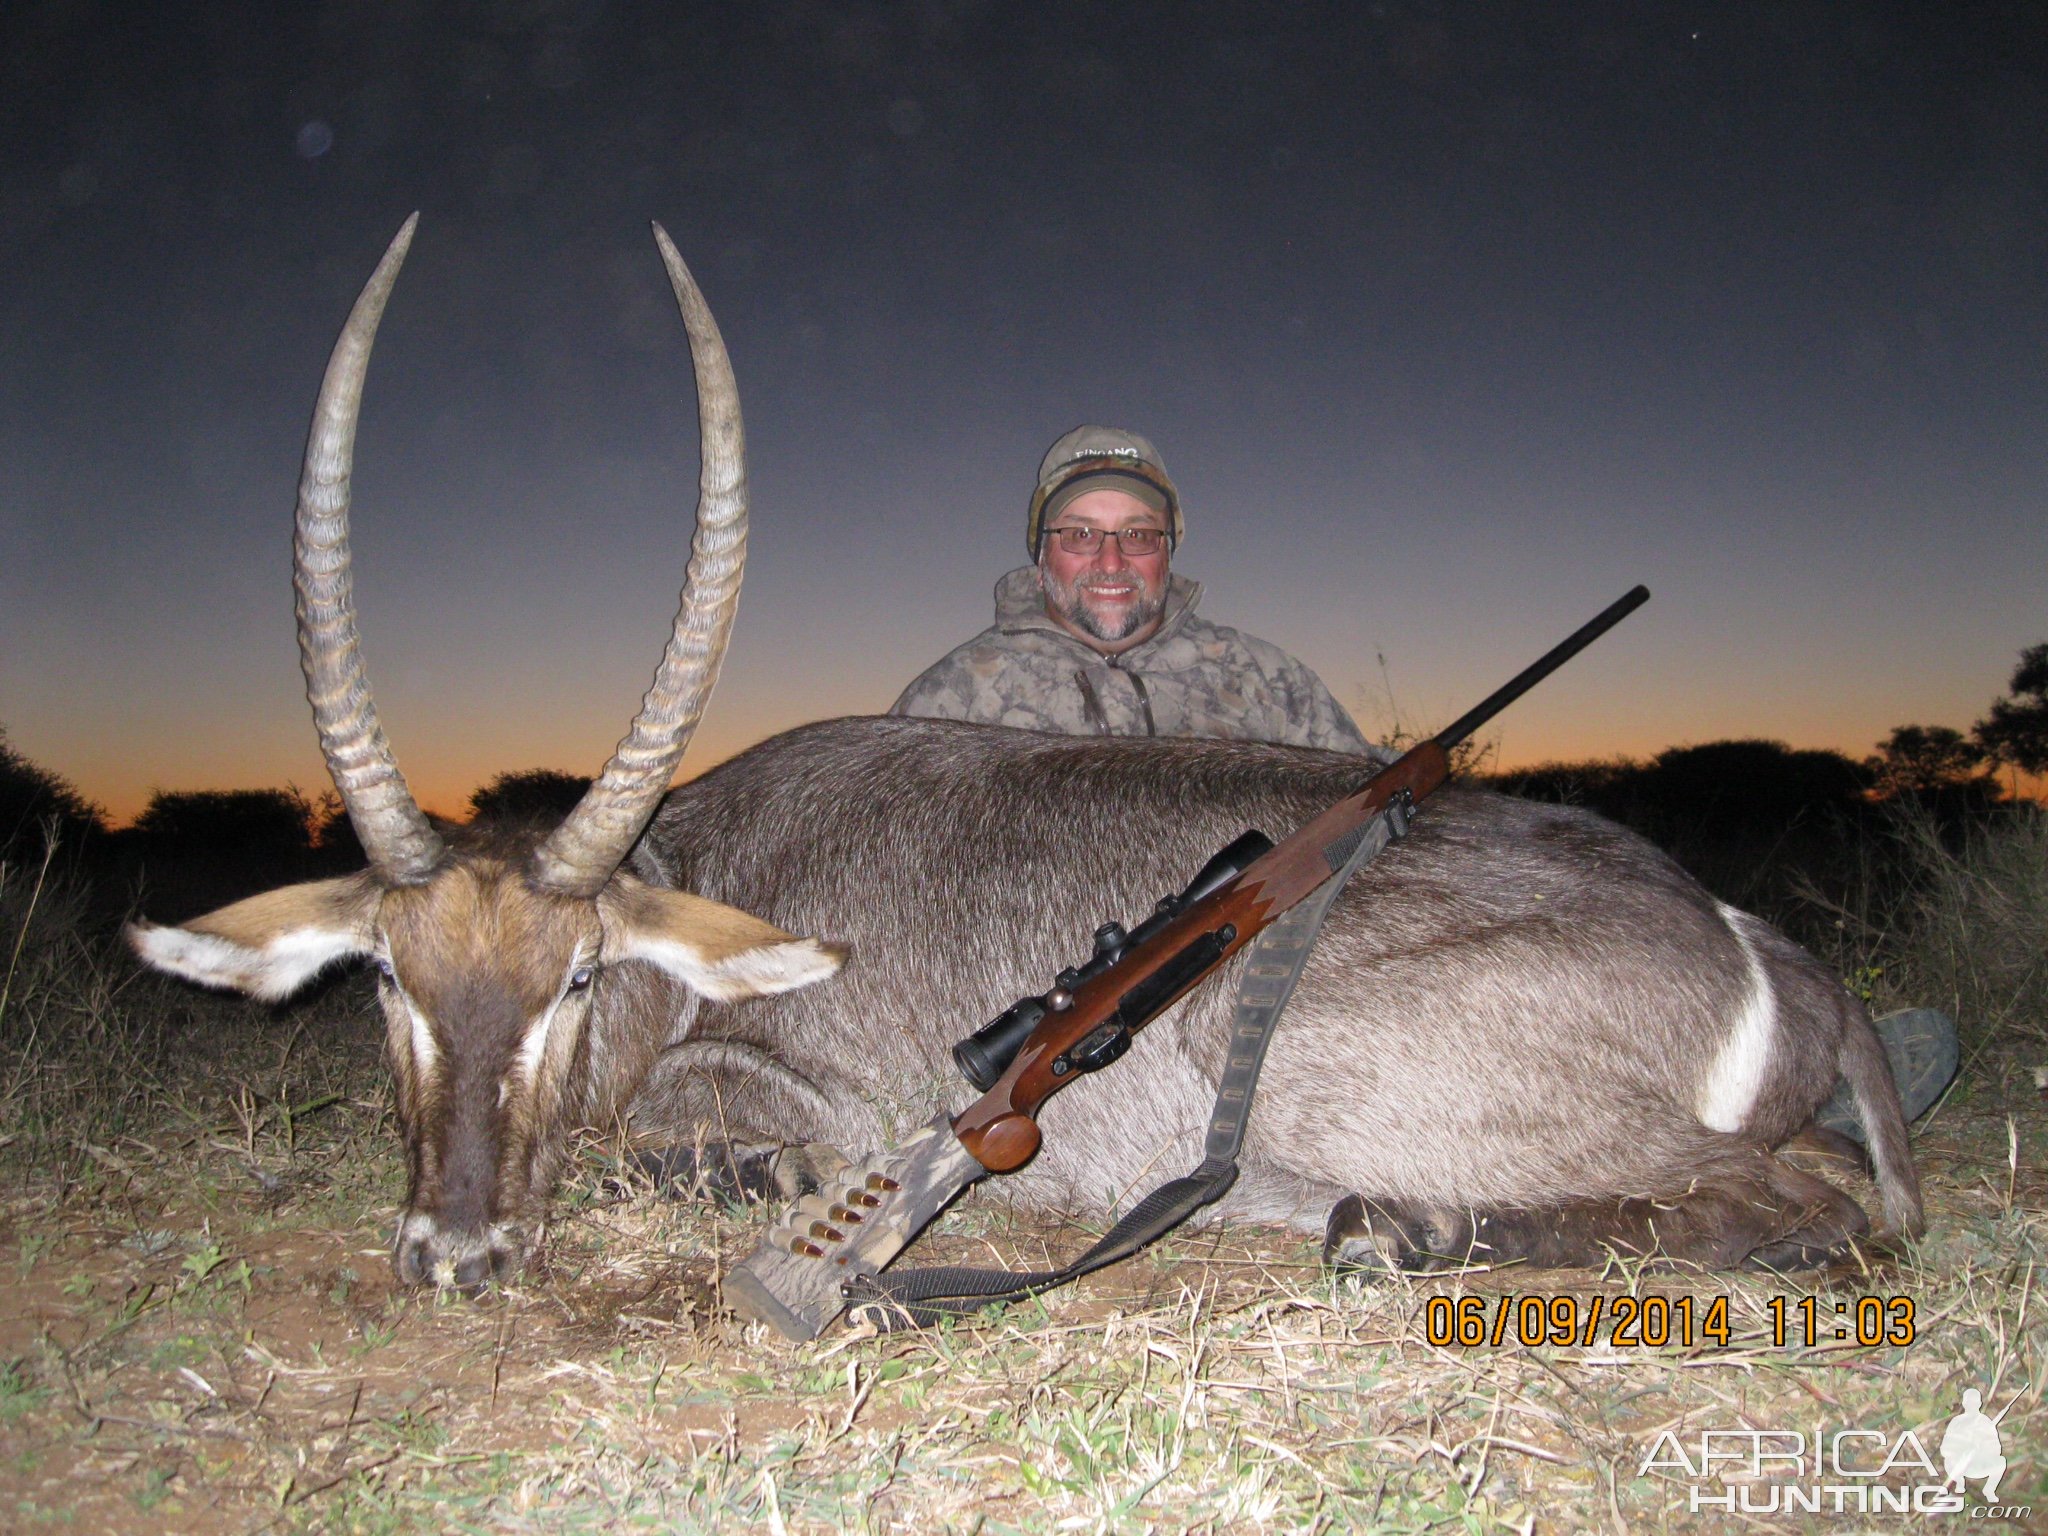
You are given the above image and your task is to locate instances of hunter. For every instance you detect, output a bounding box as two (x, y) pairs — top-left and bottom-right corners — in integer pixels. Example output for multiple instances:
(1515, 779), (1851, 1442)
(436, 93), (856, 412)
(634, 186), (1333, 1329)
(890, 425), (1388, 757)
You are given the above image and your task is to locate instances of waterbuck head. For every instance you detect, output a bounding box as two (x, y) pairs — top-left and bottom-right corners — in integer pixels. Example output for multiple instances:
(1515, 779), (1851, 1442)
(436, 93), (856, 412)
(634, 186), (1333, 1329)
(128, 218), (843, 1288)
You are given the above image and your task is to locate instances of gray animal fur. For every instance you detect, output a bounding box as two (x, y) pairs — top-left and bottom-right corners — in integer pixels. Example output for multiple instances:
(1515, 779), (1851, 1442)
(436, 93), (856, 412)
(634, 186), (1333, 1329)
(613, 715), (1921, 1242)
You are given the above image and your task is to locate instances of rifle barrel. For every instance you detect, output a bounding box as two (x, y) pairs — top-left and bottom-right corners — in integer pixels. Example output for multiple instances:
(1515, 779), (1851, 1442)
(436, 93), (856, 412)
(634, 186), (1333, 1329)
(1432, 584), (1649, 753)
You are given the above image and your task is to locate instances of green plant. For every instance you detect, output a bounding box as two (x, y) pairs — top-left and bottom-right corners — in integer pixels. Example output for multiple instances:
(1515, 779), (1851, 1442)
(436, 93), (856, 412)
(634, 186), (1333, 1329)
(0, 1360), (49, 1421)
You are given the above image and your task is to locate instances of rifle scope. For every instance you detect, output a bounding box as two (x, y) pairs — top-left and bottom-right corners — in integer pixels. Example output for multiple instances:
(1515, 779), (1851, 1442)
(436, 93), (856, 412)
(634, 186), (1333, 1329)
(953, 829), (1274, 1091)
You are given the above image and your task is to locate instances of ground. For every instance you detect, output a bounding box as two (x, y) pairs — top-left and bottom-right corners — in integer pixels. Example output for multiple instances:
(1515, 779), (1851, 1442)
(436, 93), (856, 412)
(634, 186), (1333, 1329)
(0, 981), (2043, 1535)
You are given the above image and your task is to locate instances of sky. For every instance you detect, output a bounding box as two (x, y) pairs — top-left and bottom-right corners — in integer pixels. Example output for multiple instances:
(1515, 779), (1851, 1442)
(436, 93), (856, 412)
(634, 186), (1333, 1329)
(3, 2), (2044, 823)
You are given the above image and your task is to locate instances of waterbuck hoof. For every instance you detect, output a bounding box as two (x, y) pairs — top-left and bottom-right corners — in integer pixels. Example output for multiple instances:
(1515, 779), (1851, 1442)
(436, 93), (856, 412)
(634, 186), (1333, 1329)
(1742, 1218), (1869, 1275)
(1742, 1239), (1846, 1274)
(637, 1141), (779, 1203)
(1323, 1194), (1475, 1276)
(637, 1140), (849, 1205)
(1742, 1176), (1872, 1273)
(767, 1142), (850, 1200)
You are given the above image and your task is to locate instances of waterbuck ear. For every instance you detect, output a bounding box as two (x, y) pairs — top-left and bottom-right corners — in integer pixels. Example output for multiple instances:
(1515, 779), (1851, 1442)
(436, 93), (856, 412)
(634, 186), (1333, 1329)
(126, 875), (381, 1003)
(602, 875), (846, 1001)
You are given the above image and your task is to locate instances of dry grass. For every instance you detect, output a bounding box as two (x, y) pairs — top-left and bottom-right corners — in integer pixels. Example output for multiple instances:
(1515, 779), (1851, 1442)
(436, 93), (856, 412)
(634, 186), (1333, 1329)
(1887, 804), (2048, 1053)
(2, 828), (2045, 1533)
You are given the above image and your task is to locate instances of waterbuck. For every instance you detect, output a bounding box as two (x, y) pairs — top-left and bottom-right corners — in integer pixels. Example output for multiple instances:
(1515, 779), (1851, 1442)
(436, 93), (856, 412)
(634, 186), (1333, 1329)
(131, 219), (1923, 1296)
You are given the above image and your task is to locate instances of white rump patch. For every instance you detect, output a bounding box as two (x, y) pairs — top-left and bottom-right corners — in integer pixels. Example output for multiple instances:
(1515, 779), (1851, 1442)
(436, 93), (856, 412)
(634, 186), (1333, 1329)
(1696, 904), (1776, 1133)
(624, 934), (844, 1001)
(128, 921), (366, 1002)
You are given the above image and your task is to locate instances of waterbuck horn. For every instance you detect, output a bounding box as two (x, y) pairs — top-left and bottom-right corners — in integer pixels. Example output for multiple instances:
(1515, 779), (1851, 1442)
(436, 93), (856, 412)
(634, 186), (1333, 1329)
(294, 213), (445, 884)
(529, 223), (749, 896)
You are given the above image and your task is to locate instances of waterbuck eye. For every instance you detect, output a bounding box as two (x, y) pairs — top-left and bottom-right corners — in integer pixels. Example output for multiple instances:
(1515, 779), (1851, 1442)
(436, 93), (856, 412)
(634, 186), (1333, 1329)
(567, 965), (595, 993)
(374, 958), (396, 982)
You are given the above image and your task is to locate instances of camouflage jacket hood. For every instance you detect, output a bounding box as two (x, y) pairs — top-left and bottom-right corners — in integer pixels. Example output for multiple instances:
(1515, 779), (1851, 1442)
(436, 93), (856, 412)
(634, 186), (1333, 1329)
(889, 568), (1382, 757)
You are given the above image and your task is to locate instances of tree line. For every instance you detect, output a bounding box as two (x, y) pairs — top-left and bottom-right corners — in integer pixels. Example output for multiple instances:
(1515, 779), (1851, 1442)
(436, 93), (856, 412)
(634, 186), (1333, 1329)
(4, 643), (2044, 926)
(0, 744), (597, 922)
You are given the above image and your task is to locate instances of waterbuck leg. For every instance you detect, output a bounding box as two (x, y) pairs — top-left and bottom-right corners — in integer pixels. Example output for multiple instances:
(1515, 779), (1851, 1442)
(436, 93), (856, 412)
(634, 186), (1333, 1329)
(629, 1038), (855, 1148)
(1325, 1158), (1872, 1277)
(1775, 1124), (1870, 1181)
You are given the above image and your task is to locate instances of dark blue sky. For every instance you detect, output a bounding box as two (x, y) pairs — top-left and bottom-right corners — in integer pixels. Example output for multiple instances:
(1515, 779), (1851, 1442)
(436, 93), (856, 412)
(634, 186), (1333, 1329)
(3, 2), (2043, 818)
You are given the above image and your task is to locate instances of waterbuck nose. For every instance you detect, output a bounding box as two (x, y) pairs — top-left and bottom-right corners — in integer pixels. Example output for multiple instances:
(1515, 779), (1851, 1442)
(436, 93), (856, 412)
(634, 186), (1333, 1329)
(451, 1248), (497, 1290)
(396, 1229), (435, 1287)
(393, 1212), (520, 1290)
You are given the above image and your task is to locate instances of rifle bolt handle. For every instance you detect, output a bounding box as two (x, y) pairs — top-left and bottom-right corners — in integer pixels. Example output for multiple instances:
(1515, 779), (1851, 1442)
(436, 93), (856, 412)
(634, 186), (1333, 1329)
(1046, 988), (1074, 1011)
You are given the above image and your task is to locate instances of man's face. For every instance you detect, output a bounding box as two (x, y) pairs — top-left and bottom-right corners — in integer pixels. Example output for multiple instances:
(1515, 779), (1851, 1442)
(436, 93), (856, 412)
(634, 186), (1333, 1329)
(1037, 488), (1172, 653)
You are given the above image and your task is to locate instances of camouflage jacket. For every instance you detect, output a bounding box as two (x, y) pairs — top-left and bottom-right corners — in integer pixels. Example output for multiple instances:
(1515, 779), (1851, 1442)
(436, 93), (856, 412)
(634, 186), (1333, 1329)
(890, 568), (1385, 757)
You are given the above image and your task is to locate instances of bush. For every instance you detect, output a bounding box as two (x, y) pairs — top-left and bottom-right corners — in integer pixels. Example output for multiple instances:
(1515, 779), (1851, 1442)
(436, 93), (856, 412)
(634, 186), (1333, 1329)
(1487, 739), (1879, 923)
(468, 769), (592, 825)
(118, 788), (327, 922)
(0, 727), (106, 868)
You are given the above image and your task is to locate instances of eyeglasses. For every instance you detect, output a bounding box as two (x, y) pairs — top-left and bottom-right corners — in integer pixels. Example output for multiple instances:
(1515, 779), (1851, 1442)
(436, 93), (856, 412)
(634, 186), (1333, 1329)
(1044, 525), (1167, 556)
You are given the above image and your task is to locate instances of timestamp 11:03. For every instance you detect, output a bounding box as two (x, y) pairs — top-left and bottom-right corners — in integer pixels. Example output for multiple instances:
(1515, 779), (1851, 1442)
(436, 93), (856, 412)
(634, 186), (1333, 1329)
(1768, 1295), (1917, 1347)
(1420, 1293), (1919, 1349)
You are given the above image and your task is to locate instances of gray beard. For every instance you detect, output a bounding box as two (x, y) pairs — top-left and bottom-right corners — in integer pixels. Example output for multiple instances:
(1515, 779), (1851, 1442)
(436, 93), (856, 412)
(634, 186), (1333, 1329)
(1039, 562), (1167, 644)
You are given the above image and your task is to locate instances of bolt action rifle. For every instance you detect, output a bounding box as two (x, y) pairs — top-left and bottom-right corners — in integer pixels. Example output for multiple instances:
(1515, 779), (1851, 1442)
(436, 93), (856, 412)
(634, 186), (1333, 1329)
(726, 585), (1650, 1340)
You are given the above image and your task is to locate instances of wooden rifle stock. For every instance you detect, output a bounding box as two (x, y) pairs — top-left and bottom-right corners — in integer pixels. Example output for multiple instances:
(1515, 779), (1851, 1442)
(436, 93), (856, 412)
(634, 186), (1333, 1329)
(949, 582), (1650, 1173)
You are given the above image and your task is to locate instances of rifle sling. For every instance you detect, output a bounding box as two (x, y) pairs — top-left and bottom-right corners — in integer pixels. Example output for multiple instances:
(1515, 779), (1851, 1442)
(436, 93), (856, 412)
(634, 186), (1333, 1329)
(843, 795), (1411, 1331)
